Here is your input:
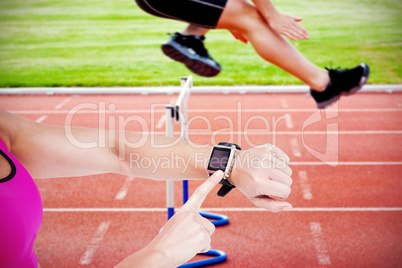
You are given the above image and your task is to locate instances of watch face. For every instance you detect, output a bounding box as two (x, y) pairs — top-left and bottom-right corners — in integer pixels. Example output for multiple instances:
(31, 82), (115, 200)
(207, 147), (231, 171)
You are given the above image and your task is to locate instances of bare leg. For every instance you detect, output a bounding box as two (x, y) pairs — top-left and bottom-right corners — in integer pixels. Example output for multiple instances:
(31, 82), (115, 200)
(216, 0), (329, 91)
(181, 24), (209, 37)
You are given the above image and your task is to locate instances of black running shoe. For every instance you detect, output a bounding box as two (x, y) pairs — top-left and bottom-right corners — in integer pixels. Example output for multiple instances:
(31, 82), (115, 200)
(310, 63), (370, 109)
(161, 32), (221, 77)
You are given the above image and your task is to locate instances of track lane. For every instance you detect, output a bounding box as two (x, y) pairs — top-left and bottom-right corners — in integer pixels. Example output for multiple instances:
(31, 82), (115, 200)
(34, 165), (402, 209)
(1, 92), (401, 267)
(35, 210), (401, 268)
(1, 92), (401, 110)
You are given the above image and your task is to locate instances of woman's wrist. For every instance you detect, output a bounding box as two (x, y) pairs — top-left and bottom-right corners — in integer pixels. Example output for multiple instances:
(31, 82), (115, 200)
(115, 246), (172, 268)
(227, 149), (244, 186)
(192, 145), (212, 180)
(142, 247), (173, 268)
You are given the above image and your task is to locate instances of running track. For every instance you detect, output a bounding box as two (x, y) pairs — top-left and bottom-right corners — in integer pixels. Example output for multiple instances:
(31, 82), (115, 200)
(0, 91), (401, 267)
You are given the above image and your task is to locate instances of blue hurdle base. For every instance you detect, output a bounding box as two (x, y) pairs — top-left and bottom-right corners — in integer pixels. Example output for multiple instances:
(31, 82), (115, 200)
(199, 211), (229, 227)
(178, 249), (227, 268)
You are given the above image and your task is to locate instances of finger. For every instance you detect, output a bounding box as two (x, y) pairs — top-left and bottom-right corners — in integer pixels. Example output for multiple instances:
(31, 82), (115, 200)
(252, 196), (292, 213)
(278, 162), (293, 177)
(295, 26), (309, 39)
(230, 30), (248, 44)
(199, 235), (212, 253)
(258, 179), (291, 200)
(284, 31), (297, 41)
(271, 156), (292, 176)
(285, 21), (306, 40)
(239, 37), (248, 44)
(294, 23), (309, 38)
(258, 144), (290, 163)
(200, 245), (211, 253)
(288, 28), (305, 41)
(184, 170), (224, 211)
(260, 149), (292, 177)
(269, 169), (293, 186)
(294, 16), (303, 22)
(297, 26), (309, 37)
(294, 30), (306, 40)
(239, 33), (249, 43)
(200, 217), (215, 236)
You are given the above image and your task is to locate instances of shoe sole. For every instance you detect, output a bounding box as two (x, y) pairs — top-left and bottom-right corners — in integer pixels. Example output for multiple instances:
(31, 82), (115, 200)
(161, 42), (221, 78)
(343, 63), (370, 96)
(316, 63), (370, 109)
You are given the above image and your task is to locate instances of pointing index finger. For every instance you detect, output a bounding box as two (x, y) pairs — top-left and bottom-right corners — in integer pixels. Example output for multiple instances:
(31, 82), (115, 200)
(183, 170), (224, 211)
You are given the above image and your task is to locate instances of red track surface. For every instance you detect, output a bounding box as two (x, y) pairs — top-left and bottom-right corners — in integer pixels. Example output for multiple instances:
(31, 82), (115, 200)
(1, 92), (401, 267)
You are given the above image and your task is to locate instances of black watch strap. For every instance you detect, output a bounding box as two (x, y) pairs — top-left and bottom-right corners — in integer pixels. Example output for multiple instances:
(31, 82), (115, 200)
(217, 142), (241, 150)
(216, 142), (241, 197)
(217, 179), (237, 197)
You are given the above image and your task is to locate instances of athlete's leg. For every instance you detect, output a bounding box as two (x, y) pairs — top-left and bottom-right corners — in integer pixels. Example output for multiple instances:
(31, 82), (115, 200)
(181, 24), (210, 36)
(216, 0), (329, 91)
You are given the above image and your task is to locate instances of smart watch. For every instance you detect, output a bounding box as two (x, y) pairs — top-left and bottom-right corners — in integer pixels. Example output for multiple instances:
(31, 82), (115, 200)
(206, 142), (241, 197)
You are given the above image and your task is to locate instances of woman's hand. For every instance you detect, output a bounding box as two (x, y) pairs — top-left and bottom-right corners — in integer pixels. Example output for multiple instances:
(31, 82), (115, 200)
(116, 171), (224, 268)
(229, 29), (249, 44)
(268, 12), (309, 41)
(230, 144), (293, 212)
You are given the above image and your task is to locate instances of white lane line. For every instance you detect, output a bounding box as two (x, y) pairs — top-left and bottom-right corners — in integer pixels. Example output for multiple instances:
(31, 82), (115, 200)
(31, 162), (402, 175)
(0, 84), (400, 95)
(35, 115), (48, 123)
(54, 97), (71, 110)
(180, 131), (402, 135)
(115, 177), (134, 200)
(289, 162), (402, 166)
(285, 113), (294, 129)
(43, 207), (402, 213)
(32, 130), (399, 135)
(105, 130), (402, 135)
(9, 108), (402, 114)
(156, 114), (166, 129)
(299, 171), (312, 200)
(310, 222), (331, 265)
(290, 137), (302, 157)
(79, 221), (111, 265)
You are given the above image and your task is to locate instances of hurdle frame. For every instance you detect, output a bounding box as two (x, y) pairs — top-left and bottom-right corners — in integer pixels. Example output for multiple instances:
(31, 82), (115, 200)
(164, 76), (228, 267)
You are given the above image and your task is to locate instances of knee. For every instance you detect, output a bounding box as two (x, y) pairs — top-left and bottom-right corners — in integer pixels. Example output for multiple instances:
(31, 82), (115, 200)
(218, 0), (267, 34)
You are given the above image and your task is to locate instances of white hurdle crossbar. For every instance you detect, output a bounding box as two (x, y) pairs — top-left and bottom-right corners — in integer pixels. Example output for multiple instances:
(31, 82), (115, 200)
(165, 76), (193, 219)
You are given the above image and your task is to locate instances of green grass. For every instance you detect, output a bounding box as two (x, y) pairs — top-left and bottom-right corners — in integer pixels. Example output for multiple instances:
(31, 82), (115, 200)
(0, 0), (401, 87)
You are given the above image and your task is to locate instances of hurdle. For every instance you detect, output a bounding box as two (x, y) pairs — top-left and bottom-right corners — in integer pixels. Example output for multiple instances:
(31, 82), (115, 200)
(165, 76), (228, 267)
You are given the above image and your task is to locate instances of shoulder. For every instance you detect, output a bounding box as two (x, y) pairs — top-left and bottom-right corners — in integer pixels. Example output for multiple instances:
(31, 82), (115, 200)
(0, 110), (39, 154)
(0, 111), (14, 151)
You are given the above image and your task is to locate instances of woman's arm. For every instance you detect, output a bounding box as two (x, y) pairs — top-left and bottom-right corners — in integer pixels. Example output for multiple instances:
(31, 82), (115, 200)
(1, 110), (122, 178)
(1, 110), (209, 180)
(1, 110), (293, 212)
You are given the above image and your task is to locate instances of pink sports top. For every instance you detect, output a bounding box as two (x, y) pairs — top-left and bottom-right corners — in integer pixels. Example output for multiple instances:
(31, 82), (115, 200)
(0, 138), (43, 268)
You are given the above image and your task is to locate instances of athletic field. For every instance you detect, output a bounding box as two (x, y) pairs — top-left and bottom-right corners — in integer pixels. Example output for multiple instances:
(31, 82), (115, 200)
(0, 0), (401, 87)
